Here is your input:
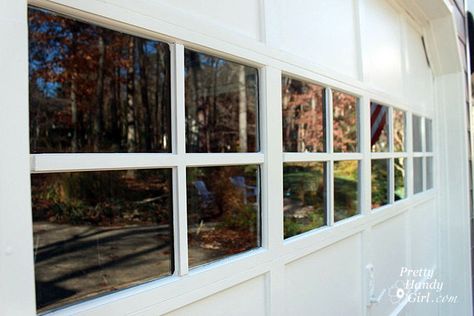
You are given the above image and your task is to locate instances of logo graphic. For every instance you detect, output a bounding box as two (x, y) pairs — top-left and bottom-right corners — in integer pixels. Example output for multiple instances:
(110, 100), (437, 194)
(388, 280), (408, 304)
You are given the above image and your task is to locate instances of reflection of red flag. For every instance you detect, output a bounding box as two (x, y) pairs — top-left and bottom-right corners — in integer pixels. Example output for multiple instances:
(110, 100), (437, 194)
(371, 103), (387, 146)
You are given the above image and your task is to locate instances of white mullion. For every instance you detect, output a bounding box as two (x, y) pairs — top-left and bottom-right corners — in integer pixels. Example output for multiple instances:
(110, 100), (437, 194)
(260, 66), (283, 251)
(421, 117), (427, 191)
(171, 43), (188, 276)
(185, 153), (264, 167)
(30, 153), (179, 173)
(389, 158), (395, 204)
(406, 112), (414, 197)
(0, 1), (36, 314)
(371, 152), (408, 159)
(388, 106), (394, 153)
(326, 88), (334, 225)
(360, 95), (371, 214)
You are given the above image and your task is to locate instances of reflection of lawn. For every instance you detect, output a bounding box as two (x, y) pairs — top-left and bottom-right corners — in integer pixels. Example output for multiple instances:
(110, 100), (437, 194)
(284, 169), (358, 236)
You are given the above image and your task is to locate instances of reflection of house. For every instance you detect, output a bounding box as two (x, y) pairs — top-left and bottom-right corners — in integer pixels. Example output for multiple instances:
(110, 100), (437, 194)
(1, 0), (473, 315)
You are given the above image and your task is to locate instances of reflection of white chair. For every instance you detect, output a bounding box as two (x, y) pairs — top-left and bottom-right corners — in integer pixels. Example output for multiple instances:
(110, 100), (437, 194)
(193, 180), (214, 205)
(229, 176), (257, 204)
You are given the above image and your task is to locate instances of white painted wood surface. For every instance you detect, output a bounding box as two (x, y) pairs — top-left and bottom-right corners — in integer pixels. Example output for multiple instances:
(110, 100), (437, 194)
(0, 0), (471, 315)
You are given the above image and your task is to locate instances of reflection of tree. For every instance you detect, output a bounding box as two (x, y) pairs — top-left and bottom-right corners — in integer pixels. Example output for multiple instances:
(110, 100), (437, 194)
(333, 91), (358, 152)
(185, 51), (258, 153)
(28, 7), (171, 153)
(282, 77), (325, 152)
(394, 110), (405, 151)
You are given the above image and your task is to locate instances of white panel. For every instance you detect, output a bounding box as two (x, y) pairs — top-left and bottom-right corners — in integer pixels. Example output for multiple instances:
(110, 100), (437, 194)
(371, 214), (408, 315)
(284, 235), (362, 316)
(165, 276), (266, 316)
(408, 201), (437, 268)
(403, 19), (434, 111)
(155, 0), (262, 40)
(362, 0), (403, 94)
(277, 0), (359, 79)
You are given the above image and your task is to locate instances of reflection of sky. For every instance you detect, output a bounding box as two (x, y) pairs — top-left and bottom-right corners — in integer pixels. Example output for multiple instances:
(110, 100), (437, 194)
(29, 5), (166, 98)
(36, 78), (61, 97)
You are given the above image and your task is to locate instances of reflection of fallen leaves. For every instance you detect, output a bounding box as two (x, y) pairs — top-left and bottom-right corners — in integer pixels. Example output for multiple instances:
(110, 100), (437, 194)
(191, 228), (257, 254)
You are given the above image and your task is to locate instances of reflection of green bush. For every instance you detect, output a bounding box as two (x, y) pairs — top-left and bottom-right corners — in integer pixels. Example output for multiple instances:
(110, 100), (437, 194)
(371, 161), (388, 207)
(334, 177), (358, 218)
(284, 211), (324, 238)
(220, 205), (257, 232)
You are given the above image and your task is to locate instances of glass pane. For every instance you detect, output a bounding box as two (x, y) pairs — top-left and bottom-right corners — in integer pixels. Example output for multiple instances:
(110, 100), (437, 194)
(394, 158), (406, 200)
(283, 162), (326, 238)
(425, 118), (433, 152)
(185, 50), (258, 153)
(414, 157), (424, 193)
(370, 103), (388, 152)
(187, 165), (260, 267)
(413, 115), (423, 152)
(371, 159), (389, 208)
(31, 169), (173, 312)
(334, 160), (359, 221)
(394, 109), (405, 152)
(282, 77), (326, 152)
(333, 90), (358, 152)
(426, 157), (433, 189)
(29, 7), (171, 153)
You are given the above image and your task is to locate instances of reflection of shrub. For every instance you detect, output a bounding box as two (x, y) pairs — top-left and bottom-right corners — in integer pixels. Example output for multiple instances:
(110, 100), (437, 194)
(32, 171), (171, 225)
(334, 177), (358, 219)
(220, 205), (257, 232)
(284, 211), (324, 238)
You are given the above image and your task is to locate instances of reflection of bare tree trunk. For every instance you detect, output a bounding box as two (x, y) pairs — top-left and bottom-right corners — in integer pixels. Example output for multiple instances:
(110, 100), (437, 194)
(110, 66), (119, 150)
(238, 65), (247, 152)
(126, 37), (136, 152)
(71, 74), (78, 151)
(282, 78), (291, 151)
(93, 33), (105, 151)
(162, 48), (170, 150)
(138, 40), (151, 151)
(190, 53), (201, 151)
(155, 45), (162, 150)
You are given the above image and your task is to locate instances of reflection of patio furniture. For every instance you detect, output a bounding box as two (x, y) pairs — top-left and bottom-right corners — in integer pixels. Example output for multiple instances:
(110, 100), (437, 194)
(193, 180), (214, 205)
(229, 176), (257, 204)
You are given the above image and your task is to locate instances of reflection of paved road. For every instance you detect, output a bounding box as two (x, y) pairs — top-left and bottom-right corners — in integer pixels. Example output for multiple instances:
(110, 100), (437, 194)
(34, 222), (172, 310)
(34, 221), (226, 311)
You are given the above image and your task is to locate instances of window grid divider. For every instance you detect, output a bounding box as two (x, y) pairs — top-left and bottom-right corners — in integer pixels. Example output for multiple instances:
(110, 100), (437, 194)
(261, 66), (284, 251)
(171, 43), (189, 276)
(360, 95), (372, 214)
(326, 88), (335, 225)
(406, 112), (414, 197)
(388, 107), (395, 204)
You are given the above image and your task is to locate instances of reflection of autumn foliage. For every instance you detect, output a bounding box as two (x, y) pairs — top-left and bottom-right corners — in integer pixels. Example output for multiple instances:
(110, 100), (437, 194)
(333, 91), (358, 152)
(282, 77), (325, 152)
(29, 7), (171, 153)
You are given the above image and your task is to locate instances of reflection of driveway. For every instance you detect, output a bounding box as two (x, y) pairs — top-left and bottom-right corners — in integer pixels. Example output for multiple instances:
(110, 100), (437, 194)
(34, 222), (172, 311)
